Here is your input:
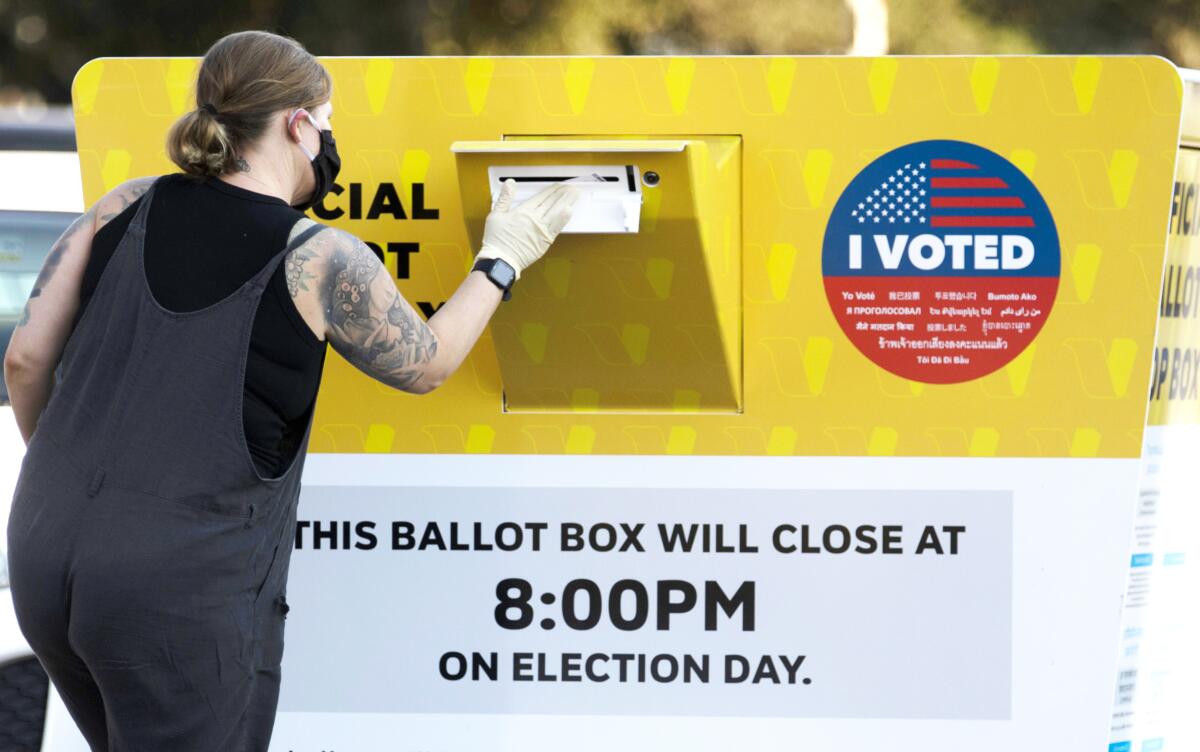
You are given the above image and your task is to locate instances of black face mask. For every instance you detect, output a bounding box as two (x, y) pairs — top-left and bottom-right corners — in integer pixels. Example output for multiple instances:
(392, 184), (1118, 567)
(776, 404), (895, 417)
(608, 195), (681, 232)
(289, 110), (341, 212)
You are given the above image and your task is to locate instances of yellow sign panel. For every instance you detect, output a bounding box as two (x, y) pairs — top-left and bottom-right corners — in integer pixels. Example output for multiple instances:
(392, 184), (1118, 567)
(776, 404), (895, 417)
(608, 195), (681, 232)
(71, 56), (1183, 458)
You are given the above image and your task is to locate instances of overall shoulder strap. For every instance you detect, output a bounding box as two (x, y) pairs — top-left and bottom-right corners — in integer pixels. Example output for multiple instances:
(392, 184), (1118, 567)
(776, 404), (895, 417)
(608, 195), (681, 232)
(248, 221), (329, 294)
(125, 174), (168, 234)
(285, 221), (327, 253)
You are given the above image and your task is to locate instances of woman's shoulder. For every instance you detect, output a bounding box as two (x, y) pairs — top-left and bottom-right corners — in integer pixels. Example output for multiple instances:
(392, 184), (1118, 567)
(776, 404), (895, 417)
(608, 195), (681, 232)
(281, 222), (385, 292)
(91, 175), (163, 236)
(285, 217), (335, 243)
(278, 219), (359, 294)
(287, 220), (369, 251)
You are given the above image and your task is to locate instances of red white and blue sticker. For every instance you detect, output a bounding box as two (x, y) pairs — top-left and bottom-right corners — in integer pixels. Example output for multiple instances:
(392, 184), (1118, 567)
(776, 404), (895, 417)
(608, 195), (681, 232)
(822, 140), (1060, 384)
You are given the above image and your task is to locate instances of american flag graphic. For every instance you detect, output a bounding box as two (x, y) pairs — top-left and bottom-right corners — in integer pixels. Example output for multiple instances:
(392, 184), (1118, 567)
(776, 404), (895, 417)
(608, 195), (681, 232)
(850, 159), (1035, 229)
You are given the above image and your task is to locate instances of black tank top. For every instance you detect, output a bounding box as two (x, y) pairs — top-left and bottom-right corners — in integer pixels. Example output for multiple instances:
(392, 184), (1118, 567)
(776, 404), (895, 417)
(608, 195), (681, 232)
(77, 172), (327, 478)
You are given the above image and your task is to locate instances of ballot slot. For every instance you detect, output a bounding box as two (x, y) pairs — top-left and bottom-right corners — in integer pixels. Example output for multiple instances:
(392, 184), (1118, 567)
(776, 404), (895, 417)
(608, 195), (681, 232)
(487, 164), (641, 233)
(450, 136), (742, 413)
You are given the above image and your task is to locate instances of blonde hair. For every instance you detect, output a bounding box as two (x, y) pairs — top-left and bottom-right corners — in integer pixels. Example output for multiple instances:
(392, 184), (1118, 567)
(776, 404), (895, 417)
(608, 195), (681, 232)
(166, 30), (331, 178)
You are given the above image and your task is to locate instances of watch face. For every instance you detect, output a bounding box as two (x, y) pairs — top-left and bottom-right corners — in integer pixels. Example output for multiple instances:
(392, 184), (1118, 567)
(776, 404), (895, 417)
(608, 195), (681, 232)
(492, 258), (516, 286)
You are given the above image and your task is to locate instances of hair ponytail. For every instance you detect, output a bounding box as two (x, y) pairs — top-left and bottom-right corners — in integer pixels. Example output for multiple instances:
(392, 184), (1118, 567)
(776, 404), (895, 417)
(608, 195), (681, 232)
(166, 107), (237, 177)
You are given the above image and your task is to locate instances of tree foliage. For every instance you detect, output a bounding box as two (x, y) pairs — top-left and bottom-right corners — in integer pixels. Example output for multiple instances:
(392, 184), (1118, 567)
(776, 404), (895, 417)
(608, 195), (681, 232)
(0, 0), (1195, 106)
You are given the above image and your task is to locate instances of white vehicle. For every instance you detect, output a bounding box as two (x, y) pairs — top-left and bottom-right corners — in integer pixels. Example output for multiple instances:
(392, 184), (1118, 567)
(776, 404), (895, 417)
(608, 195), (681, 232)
(0, 110), (89, 752)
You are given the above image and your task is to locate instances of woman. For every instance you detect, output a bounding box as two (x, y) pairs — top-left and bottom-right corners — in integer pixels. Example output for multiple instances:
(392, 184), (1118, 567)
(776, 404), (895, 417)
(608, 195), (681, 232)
(3, 30), (577, 751)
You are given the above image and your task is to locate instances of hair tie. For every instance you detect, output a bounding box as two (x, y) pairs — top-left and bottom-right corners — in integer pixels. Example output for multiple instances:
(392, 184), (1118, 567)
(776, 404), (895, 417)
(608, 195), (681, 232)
(200, 102), (219, 117)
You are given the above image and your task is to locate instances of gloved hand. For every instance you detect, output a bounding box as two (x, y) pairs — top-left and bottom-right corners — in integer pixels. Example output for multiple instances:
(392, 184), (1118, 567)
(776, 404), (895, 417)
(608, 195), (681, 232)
(474, 178), (580, 281)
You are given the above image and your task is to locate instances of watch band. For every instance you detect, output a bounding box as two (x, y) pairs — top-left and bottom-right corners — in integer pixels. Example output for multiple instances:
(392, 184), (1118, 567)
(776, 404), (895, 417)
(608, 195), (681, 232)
(472, 256), (515, 301)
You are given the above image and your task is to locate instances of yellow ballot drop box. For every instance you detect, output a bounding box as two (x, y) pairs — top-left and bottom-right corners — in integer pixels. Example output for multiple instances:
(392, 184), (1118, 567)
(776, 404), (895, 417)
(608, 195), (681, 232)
(71, 55), (1184, 750)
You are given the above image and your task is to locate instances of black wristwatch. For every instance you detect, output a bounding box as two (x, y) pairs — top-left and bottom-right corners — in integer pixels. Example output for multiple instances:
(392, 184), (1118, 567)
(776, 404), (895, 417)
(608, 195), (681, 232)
(472, 256), (516, 301)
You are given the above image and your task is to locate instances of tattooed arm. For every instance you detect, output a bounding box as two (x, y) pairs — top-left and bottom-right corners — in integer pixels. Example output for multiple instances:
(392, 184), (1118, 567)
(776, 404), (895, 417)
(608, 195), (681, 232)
(287, 224), (503, 394)
(4, 176), (156, 443)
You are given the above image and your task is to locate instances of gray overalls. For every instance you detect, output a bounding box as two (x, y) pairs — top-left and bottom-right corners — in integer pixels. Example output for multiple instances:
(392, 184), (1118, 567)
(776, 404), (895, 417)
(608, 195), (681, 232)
(6, 175), (327, 750)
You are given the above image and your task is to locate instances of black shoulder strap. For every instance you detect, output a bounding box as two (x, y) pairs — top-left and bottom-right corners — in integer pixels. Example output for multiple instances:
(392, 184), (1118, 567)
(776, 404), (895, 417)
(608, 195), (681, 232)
(285, 222), (327, 254)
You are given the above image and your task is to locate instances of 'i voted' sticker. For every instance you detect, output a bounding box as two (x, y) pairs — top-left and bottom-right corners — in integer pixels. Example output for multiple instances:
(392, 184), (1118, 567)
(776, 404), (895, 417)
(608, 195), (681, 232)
(822, 140), (1060, 384)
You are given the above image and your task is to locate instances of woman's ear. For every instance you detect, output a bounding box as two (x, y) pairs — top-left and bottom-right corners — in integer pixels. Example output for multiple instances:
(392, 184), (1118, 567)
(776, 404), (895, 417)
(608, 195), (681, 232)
(287, 108), (309, 143)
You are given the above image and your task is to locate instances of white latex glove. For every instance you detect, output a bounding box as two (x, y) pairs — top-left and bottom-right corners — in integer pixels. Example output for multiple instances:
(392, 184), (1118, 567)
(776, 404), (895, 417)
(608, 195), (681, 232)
(474, 179), (581, 281)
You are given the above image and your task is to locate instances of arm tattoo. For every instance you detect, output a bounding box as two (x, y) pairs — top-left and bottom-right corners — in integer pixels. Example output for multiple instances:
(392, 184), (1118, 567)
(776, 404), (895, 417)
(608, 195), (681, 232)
(285, 246), (318, 297)
(17, 178), (152, 328)
(96, 183), (150, 229)
(16, 209), (92, 328)
(321, 234), (439, 390)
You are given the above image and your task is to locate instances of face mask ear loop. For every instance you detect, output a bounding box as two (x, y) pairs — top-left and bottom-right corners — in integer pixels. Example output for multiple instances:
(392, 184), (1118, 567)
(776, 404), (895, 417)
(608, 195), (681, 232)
(288, 109), (318, 162)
